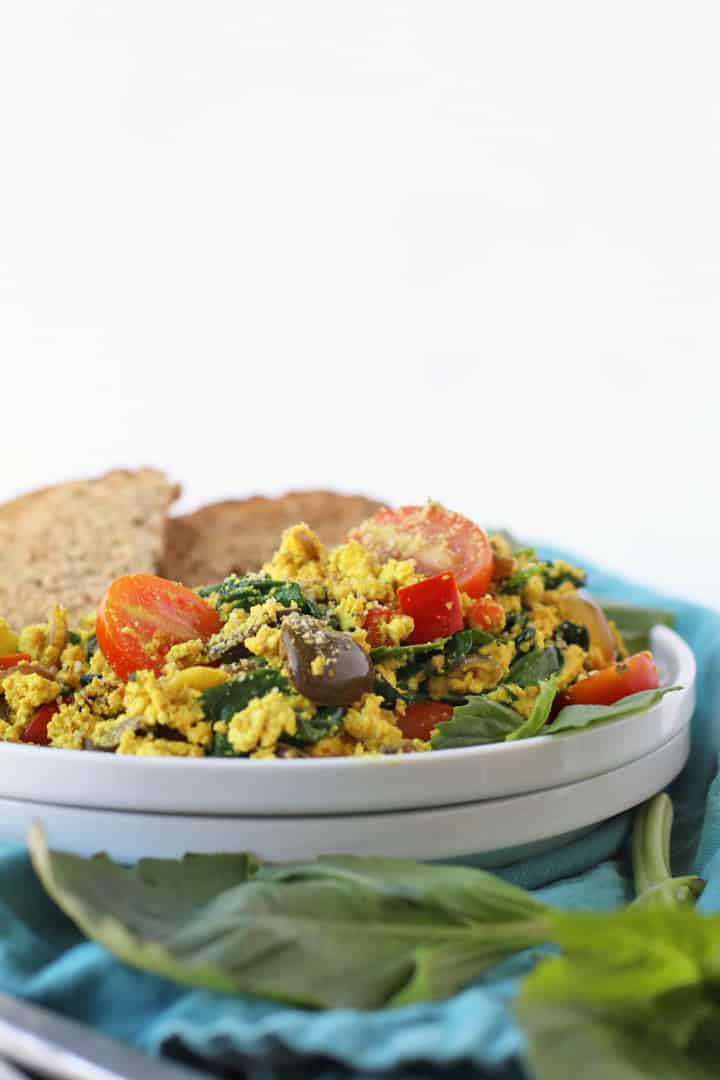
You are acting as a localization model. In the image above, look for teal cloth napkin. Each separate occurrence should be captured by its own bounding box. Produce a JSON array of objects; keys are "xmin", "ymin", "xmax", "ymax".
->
[{"xmin": 2, "ymin": 549, "xmax": 719, "ymax": 1079}]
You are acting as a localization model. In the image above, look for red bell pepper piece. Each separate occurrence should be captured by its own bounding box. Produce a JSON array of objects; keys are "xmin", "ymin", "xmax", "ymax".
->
[{"xmin": 398, "ymin": 572, "xmax": 464, "ymax": 644}]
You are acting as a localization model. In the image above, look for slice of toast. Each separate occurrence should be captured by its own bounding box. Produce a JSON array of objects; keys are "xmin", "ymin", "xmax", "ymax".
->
[
  {"xmin": 0, "ymin": 469, "xmax": 179, "ymax": 629},
  {"xmin": 162, "ymin": 491, "xmax": 384, "ymax": 587}
]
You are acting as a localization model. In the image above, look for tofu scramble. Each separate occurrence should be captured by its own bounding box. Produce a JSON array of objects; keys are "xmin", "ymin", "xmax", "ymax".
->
[{"xmin": 1, "ymin": 502, "xmax": 655, "ymax": 759}]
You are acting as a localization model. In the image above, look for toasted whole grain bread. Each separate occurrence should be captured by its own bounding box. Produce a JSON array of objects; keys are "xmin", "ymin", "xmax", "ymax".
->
[
  {"xmin": 162, "ymin": 491, "xmax": 384, "ymax": 587},
  {"xmin": 0, "ymin": 469, "xmax": 179, "ymax": 629}
]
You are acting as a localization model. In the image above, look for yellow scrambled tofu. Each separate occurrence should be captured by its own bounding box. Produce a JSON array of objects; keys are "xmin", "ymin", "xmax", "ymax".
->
[{"xmin": 0, "ymin": 506, "xmax": 630, "ymax": 758}]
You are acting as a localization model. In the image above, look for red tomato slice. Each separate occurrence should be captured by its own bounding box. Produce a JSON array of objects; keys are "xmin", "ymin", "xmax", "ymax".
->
[
  {"xmin": 96, "ymin": 574, "xmax": 222, "ymax": 680},
  {"xmin": 363, "ymin": 607, "xmax": 402, "ymax": 648},
  {"xmin": 21, "ymin": 702, "xmax": 59, "ymax": 746},
  {"xmin": 350, "ymin": 504, "xmax": 493, "ymax": 598},
  {"xmin": 467, "ymin": 597, "xmax": 506, "ymax": 634},
  {"xmin": 398, "ymin": 572, "xmax": 464, "ymax": 644},
  {"xmin": 559, "ymin": 651, "xmax": 659, "ymax": 709},
  {"xmin": 0, "ymin": 653, "xmax": 32, "ymax": 669},
  {"xmin": 398, "ymin": 701, "xmax": 453, "ymax": 741}
]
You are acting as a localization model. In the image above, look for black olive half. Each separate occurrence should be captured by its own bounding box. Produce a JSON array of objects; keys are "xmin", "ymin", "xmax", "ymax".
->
[{"xmin": 280, "ymin": 612, "xmax": 374, "ymax": 707}]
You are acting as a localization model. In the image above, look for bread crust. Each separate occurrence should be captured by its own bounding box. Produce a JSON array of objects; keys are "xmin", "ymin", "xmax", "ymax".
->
[
  {"xmin": 0, "ymin": 469, "xmax": 179, "ymax": 628},
  {"xmin": 162, "ymin": 491, "xmax": 383, "ymax": 587}
]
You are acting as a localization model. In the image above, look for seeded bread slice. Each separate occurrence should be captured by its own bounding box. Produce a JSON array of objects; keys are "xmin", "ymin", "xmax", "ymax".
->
[
  {"xmin": 0, "ymin": 469, "xmax": 179, "ymax": 629},
  {"xmin": 162, "ymin": 491, "xmax": 383, "ymax": 588}
]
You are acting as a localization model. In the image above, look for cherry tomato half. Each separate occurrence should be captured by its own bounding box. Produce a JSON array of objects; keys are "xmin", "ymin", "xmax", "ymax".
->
[
  {"xmin": 21, "ymin": 702, "xmax": 59, "ymax": 745},
  {"xmin": 398, "ymin": 572, "xmax": 464, "ymax": 644},
  {"xmin": 398, "ymin": 701, "xmax": 454, "ymax": 741},
  {"xmin": 350, "ymin": 504, "xmax": 493, "ymax": 598},
  {"xmin": 96, "ymin": 574, "xmax": 221, "ymax": 680},
  {"xmin": 559, "ymin": 651, "xmax": 659, "ymax": 709}
]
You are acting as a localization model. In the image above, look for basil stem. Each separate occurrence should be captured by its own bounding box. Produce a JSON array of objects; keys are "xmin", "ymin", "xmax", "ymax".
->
[{"xmin": 631, "ymin": 794, "xmax": 704, "ymax": 908}]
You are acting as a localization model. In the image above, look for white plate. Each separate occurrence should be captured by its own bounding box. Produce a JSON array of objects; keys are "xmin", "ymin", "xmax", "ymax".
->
[
  {"xmin": 0, "ymin": 627, "xmax": 694, "ymax": 815},
  {"xmin": 0, "ymin": 727, "xmax": 690, "ymax": 865}
]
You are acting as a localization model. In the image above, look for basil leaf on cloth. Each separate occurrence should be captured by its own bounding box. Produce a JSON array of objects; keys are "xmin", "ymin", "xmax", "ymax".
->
[
  {"xmin": 516, "ymin": 905, "xmax": 720, "ymax": 1080},
  {"xmin": 28, "ymin": 830, "xmax": 550, "ymax": 1010}
]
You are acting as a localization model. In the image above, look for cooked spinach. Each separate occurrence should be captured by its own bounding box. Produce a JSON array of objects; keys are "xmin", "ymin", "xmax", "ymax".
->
[
  {"xmin": 290, "ymin": 706, "xmax": 344, "ymax": 746},
  {"xmin": 555, "ymin": 621, "xmax": 590, "ymax": 649},
  {"xmin": 501, "ymin": 561, "xmax": 586, "ymax": 595},
  {"xmin": 373, "ymin": 628, "xmax": 494, "ymax": 707},
  {"xmin": 202, "ymin": 670, "xmax": 290, "ymax": 757},
  {"xmin": 514, "ymin": 625, "xmax": 536, "ymax": 653},
  {"xmin": 500, "ymin": 564, "xmax": 545, "ymax": 594},
  {"xmin": 202, "ymin": 669, "xmax": 342, "ymax": 754},
  {"xmin": 369, "ymin": 627, "xmax": 493, "ymax": 663},
  {"xmin": 198, "ymin": 574, "xmax": 321, "ymax": 617}
]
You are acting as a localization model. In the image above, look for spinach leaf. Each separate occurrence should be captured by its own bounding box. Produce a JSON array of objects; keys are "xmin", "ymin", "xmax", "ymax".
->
[
  {"xmin": 431, "ymin": 696, "xmax": 524, "ymax": 748},
  {"xmin": 601, "ymin": 603, "xmax": 675, "ymax": 653},
  {"xmin": 506, "ymin": 645, "xmax": 562, "ymax": 687},
  {"xmin": 199, "ymin": 574, "xmax": 321, "ymax": 617},
  {"xmin": 291, "ymin": 706, "xmax": 344, "ymax": 746},
  {"xmin": 544, "ymin": 687, "xmax": 680, "ymax": 736},
  {"xmin": 202, "ymin": 670, "xmax": 290, "ymax": 756},
  {"xmin": 29, "ymin": 828, "xmax": 550, "ymax": 1010},
  {"xmin": 500, "ymin": 564, "xmax": 545, "ymax": 594},
  {"xmin": 501, "ymin": 560, "xmax": 586, "ymax": 595},
  {"xmin": 505, "ymin": 677, "xmax": 559, "ymax": 742},
  {"xmin": 202, "ymin": 669, "xmax": 342, "ymax": 752},
  {"xmin": 370, "ymin": 627, "xmax": 492, "ymax": 663},
  {"xmin": 373, "ymin": 628, "xmax": 493, "ymax": 708}
]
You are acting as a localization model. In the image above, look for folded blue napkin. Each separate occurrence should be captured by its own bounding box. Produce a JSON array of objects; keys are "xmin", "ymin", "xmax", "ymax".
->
[{"xmin": 2, "ymin": 548, "xmax": 719, "ymax": 1079}]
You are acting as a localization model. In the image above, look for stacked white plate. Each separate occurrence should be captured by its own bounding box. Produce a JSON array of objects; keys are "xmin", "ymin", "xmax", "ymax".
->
[{"xmin": 0, "ymin": 627, "xmax": 695, "ymax": 867}]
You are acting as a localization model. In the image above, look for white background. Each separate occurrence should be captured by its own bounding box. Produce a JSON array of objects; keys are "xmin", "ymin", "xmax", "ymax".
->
[{"xmin": 1, "ymin": 3, "xmax": 718, "ymax": 607}]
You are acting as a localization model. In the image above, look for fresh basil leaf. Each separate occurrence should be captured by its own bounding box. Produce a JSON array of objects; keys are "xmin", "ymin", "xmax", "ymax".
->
[
  {"xmin": 545, "ymin": 687, "xmax": 680, "ymax": 736},
  {"xmin": 261, "ymin": 854, "xmax": 548, "ymax": 924},
  {"xmin": 601, "ymin": 604, "xmax": 675, "ymax": 653},
  {"xmin": 431, "ymin": 695, "xmax": 524, "ymax": 748},
  {"xmin": 29, "ymin": 828, "xmax": 550, "ymax": 1010},
  {"xmin": 515, "ymin": 999, "xmax": 719, "ymax": 1080},
  {"xmin": 505, "ymin": 677, "xmax": 559, "ymax": 742},
  {"xmin": 517, "ymin": 905, "xmax": 720, "ymax": 1079},
  {"xmin": 506, "ymin": 645, "xmax": 562, "ymax": 687},
  {"xmin": 202, "ymin": 670, "xmax": 290, "ymax": 756},
  {"xmin": 199, "ymin": 574, "xmax": 321, "ymax": 617}
]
